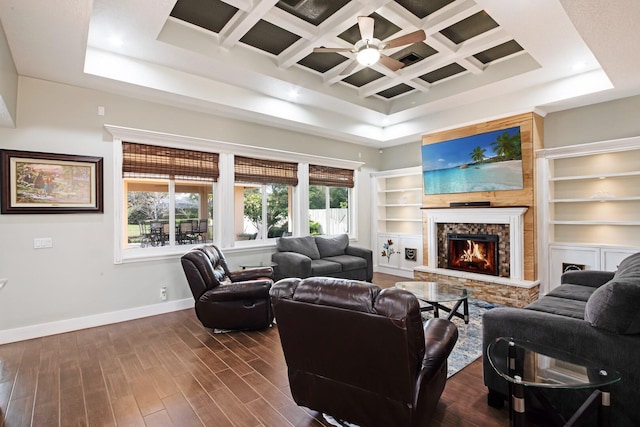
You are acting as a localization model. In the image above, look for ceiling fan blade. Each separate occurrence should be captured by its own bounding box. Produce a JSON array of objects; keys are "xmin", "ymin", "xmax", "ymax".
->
[
  {"xmin": 313, "ymin": 47, "xmax": 353, "ymax": 53},
  {"xmin": 379, "ymin": 54, "xmax": 405, "ymax": 72},
  {"xmin": 339, "ymin": 59, "xmax": 359, "ymax": 76},
  {"xmin": 383, "ymin": 29, "xmax": 426, "ymax": 49},
  {"xmin": 357, "ymin": 16, "xmax": 375, "ymax": 41}
]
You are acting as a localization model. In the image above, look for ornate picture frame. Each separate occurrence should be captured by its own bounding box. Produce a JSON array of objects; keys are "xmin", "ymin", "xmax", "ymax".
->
[{"xmin": 0, "ymin": 149, "xmax": 103, "ymax": 214}]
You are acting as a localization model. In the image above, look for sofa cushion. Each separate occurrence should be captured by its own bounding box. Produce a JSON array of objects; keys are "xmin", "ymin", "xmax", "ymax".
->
[
  {"xmin": 323, "ymin": 255, "xmax": 367, "ymax": 272},
  {"xmin": 525, "ymin": 296, "xmax": 586, "ymax": 319},
  {"xmin": 309, "ymin": 259, "xmax": 343, "ymax": 276},
  {"xmin": 546, "ymin": 284, "xmax": 598, "ymax": 302},
  {"xmin": 277, "ymin": 236, "xmax": 320, "ymax": 260},
  {"xmin": 315, "ymin": 234, "xmax": 349, "ymax": 258}
]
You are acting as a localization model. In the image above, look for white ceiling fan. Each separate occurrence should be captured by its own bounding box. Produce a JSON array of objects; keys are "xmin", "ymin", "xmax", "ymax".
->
[{"xmin": 313, "ymin": 16, "xmax": 426, "ymax": 75}]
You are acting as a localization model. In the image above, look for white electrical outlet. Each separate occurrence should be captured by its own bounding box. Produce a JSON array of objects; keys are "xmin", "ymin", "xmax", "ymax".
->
[
  {"xmin": 160, "ymin": 286, "xmax": 167, "ymax": 301},
  {"xmin": 34, "ymin": 237, "xmax": 53, "ymax": 249}
]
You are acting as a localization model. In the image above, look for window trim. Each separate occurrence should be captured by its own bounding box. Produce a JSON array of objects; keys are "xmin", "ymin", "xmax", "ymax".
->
[{"xmin": 107, "ymin": 125, "xmax": 363, "ymax": 263}]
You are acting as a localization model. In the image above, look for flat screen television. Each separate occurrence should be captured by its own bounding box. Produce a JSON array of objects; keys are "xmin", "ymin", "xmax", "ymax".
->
[{"xmin": 422, "ymin": 126, "xmax": 524, "ymax": 195}]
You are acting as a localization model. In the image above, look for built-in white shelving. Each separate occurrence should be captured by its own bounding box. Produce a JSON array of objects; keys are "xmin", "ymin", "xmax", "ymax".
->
[
  {"xmin": 371, "ymin": 166, "xmax": 423, "ymax": 278},
  {"xmin": 550, "ymin": 170, "xmax": 640, "ymax": 181},
  {"xmin": 551, "ymin": 197, "xmax": 640, "ymax": 203},
  {"xmin": 536, "ymin": 136, "xmax": 640, "ymax": 291}
]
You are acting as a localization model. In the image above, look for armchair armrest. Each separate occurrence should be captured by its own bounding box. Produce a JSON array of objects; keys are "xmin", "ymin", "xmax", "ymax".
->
[
  {"xmin": 420, "ymin": 318, "xmax": 459, "ymax": 380},
  {"xmin": 561, "ymin": 270, "xmax": 615, "ymax": 287},
  {"xmin": 203, "ymin": 279, "xmax": 272, "ymax": 302},
  {"xmin": 228, "ymin": 267, "xmax": 273, "ymax": 282},
  {"xmin": 414, "ymin": 318, "xmax": 458, "ymax": 412},
  {"xmin": 346, "ymin": 245, "xmax": 373, "ymax": 281},
  {"xmin": 272, "ymin": 251, "xmax": 312, "ymax": 279},
  {"xmin": 345, "ymin": 244, "xmax": 372, "ymax": 259}
]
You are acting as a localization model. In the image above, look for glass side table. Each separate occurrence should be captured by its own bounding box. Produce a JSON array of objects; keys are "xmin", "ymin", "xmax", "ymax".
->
[
  {"xmin": 487, "ymin": 337, "xmax": 621, "ymax": 427},
  {"xmin": 395, "ymin": 281, "xmax": 471, "ymax": 324}
]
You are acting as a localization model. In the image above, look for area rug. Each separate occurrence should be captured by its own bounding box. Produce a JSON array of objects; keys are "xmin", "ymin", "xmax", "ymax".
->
[{"xmin": 420, "ymin": 298, "xmax": 502, "ymax": 378}]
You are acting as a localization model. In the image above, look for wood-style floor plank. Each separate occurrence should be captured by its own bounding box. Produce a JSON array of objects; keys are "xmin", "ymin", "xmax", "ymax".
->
[
  {"xmin": 0, "ymin": 272, "xmax": 517, "ymax": 427},
  {"xmin": 4, "ymin": 395, "xmax": 34, "ymax": 427},
  {"xmin": 31, "ymin": 370, "xmax": 59, "ymax": 426},
  {"xmin": 161, "ymin": 392, "xmax": 204, "ymax": 426},
  {"xmin": 171, "ymin": 372, "xmax": 234, "ymax": 427},
  {"xmin": 112, "ymin": 394, "xmax": 146, "ymax": 427},
  {"xmin": 84, "ymin": 388, "xmax": 117, "ymax": 427},
  {"xmin": 143, "ymin": 409, "xmax": 174, "ymax": 427},
  {"xmin": 59, "ymin": 362, "xmax": 88, "ymax": 427}
]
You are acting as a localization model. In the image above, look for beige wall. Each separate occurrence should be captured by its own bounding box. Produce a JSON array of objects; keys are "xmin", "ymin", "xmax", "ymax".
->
[
  {"xmin": 544, "ymin": 95, "xmax": 640, "ymax": 147},
  {"xmin": 0, "ymin": 76, "xmax": 380, "ymax": 335},
  {"xmin": 378, "ymin": 142, "xmax": 422, "ymax": 171}
]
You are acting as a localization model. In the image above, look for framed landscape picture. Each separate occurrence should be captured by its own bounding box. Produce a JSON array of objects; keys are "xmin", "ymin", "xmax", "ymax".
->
[
  {"xmin": 421, "ymin": 126, "xmax": 524, "ymax": 195},
  {"xmin": 1, "ymin": 149, "xmax": 103, "ymax": 214}
]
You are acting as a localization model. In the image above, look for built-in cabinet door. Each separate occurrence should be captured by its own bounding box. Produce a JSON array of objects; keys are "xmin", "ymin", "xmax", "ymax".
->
[
  {"xmin": 377, "ymin": 233, "xmax": 423, "ymax": 273},
  {"xmin": 548, "ymin": 244, "xmax": 639, "ymax": 290}
]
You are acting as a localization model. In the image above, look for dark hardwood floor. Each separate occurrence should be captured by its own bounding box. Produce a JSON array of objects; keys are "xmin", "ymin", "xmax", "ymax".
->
[{"xmin": 0, "ymin": 273, "xmax": 511, "ymax": 426}]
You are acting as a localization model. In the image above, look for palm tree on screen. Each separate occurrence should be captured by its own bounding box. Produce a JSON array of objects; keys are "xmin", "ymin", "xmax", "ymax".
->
[{"xmin": 470, "ymin": 146, "xmax": 486, "ymax": 163}]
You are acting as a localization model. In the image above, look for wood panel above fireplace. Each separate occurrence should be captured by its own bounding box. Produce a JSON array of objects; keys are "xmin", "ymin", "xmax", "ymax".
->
[{"xmin": 420, "ymin": 112, "xmax": 543, "ymax": 282}]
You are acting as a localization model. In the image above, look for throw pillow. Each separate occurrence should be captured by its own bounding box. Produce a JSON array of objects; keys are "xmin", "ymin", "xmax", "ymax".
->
[
  {"xmin": 277, "ymin": 235, "xmax": 320, "ymax": 260},
  {"xmin": 315, "ymin": 234, "xmax": 349, "ymax": 258},
  {"xmin": 585, "ymin": 278, "xmax": 640, "ymax": 335},
  {"xmin": 614, "ymin": 252, "xmax": 640, "ymax": 277}
]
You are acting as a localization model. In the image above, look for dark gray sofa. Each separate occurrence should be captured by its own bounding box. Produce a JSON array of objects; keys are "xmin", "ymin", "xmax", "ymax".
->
[
  {"xmin": 482, "ymin": 252, "xmax": 640, "ymax": 426},
  {"xmin": 271, "ymin": 234, "xmax": 373, "ymax": 282}
]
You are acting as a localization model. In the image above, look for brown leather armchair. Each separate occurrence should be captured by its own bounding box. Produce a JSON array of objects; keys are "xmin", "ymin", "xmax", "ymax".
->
[
  {"xmin": 270, "ymin": 277, "xmax": 459, "ymax": 427},
  {"xmin": 181, "ymin": 245, "xmax": 274, "ymax": 331}
]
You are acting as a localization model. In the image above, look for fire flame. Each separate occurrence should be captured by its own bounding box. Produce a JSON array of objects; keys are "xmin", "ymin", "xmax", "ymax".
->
[{"xmin": 459, "ymin": 240, "xmax": 489, "ymax": 266}]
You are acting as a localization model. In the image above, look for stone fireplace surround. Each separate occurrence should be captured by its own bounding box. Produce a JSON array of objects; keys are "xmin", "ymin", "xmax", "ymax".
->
[{"xmin": 415, "ymin": 207, "xmax": 539, "ymax": 307}]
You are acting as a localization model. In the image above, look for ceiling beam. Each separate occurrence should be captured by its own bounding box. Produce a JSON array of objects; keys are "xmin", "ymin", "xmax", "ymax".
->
[{"xmin": 219, "ymin": 0, "xmax": 279, "ymax": 48}]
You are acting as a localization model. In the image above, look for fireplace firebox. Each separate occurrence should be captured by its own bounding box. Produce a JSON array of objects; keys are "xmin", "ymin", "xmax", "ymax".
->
[{"xmin": 447, "ymin": 233, "xmax": 499, "ymax": 276}]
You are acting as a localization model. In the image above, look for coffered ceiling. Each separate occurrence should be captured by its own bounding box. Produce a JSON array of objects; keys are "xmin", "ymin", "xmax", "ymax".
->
[{"xmin": 1, "ymin": 0, "xmax": 639, "ymax": 147}]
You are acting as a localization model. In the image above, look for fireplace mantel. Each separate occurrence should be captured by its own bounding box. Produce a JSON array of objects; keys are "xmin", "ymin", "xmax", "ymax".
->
[{"xmin": 421, "ymin": 207, "xmax": 528, "ymax": 281}]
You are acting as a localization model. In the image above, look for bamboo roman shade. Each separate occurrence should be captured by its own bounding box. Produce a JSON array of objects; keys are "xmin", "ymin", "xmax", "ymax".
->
[
  {"xmin": 122, "ymin": 142, "xmax": 219, "ymax": 182},
  {"xmin": 309, "ymin": 164, "xmax": 354, "ymax": 188},
  {"xmin": 234, "ymin": 156, "xmax": 298, "ymax": 186}
]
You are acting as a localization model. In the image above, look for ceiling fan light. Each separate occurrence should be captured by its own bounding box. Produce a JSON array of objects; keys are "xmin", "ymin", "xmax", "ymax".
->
[{"xmin": 357, "ymin": 47, "xmax": 380, "ymax": 66}]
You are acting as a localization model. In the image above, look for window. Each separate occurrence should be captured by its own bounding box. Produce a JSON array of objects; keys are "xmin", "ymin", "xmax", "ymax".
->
[
  {"xmin": 308, "ymin": 165, "xmax": 354, "ymax": 235},
  {"xmin": 109, "ymin": 126, "xmax": 364, "ymax": 263},
  {"xmin": 122, "ymin": 142, "xmax": 217, "ymax": 249},
  {"xmin": 234, "ymin": 156, "xmax": 297, "ymax": 241}
]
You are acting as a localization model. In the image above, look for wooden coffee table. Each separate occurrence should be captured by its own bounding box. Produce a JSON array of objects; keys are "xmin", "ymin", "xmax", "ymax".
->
[{"xmin": 395, "ymin": 281, "xmax": 471, "ymax": 324}]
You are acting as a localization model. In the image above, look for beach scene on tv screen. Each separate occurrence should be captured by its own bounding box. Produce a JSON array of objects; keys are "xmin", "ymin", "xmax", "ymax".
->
[{"xmin": 422, "ymin": 126, "xmax": 524, "ymax": 195}]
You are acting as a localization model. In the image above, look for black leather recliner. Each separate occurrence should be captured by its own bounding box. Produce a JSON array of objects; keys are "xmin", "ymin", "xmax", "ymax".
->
[
  {"xmin": 181, "ymin": 244, "xmax": 274, "ymax": 331},
  {"xmin": 270, "ymin": 277, "xmax": 459, "ymax": 427}
]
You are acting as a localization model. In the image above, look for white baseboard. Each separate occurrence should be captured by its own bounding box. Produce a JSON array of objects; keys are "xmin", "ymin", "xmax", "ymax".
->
[
  {"xmin": 375, "ymin": 265, "xmax": 415, "ymax": 278},
  {"xmin": 0, "ymin": 298, "xmax": 194, "ymax": 345}
]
